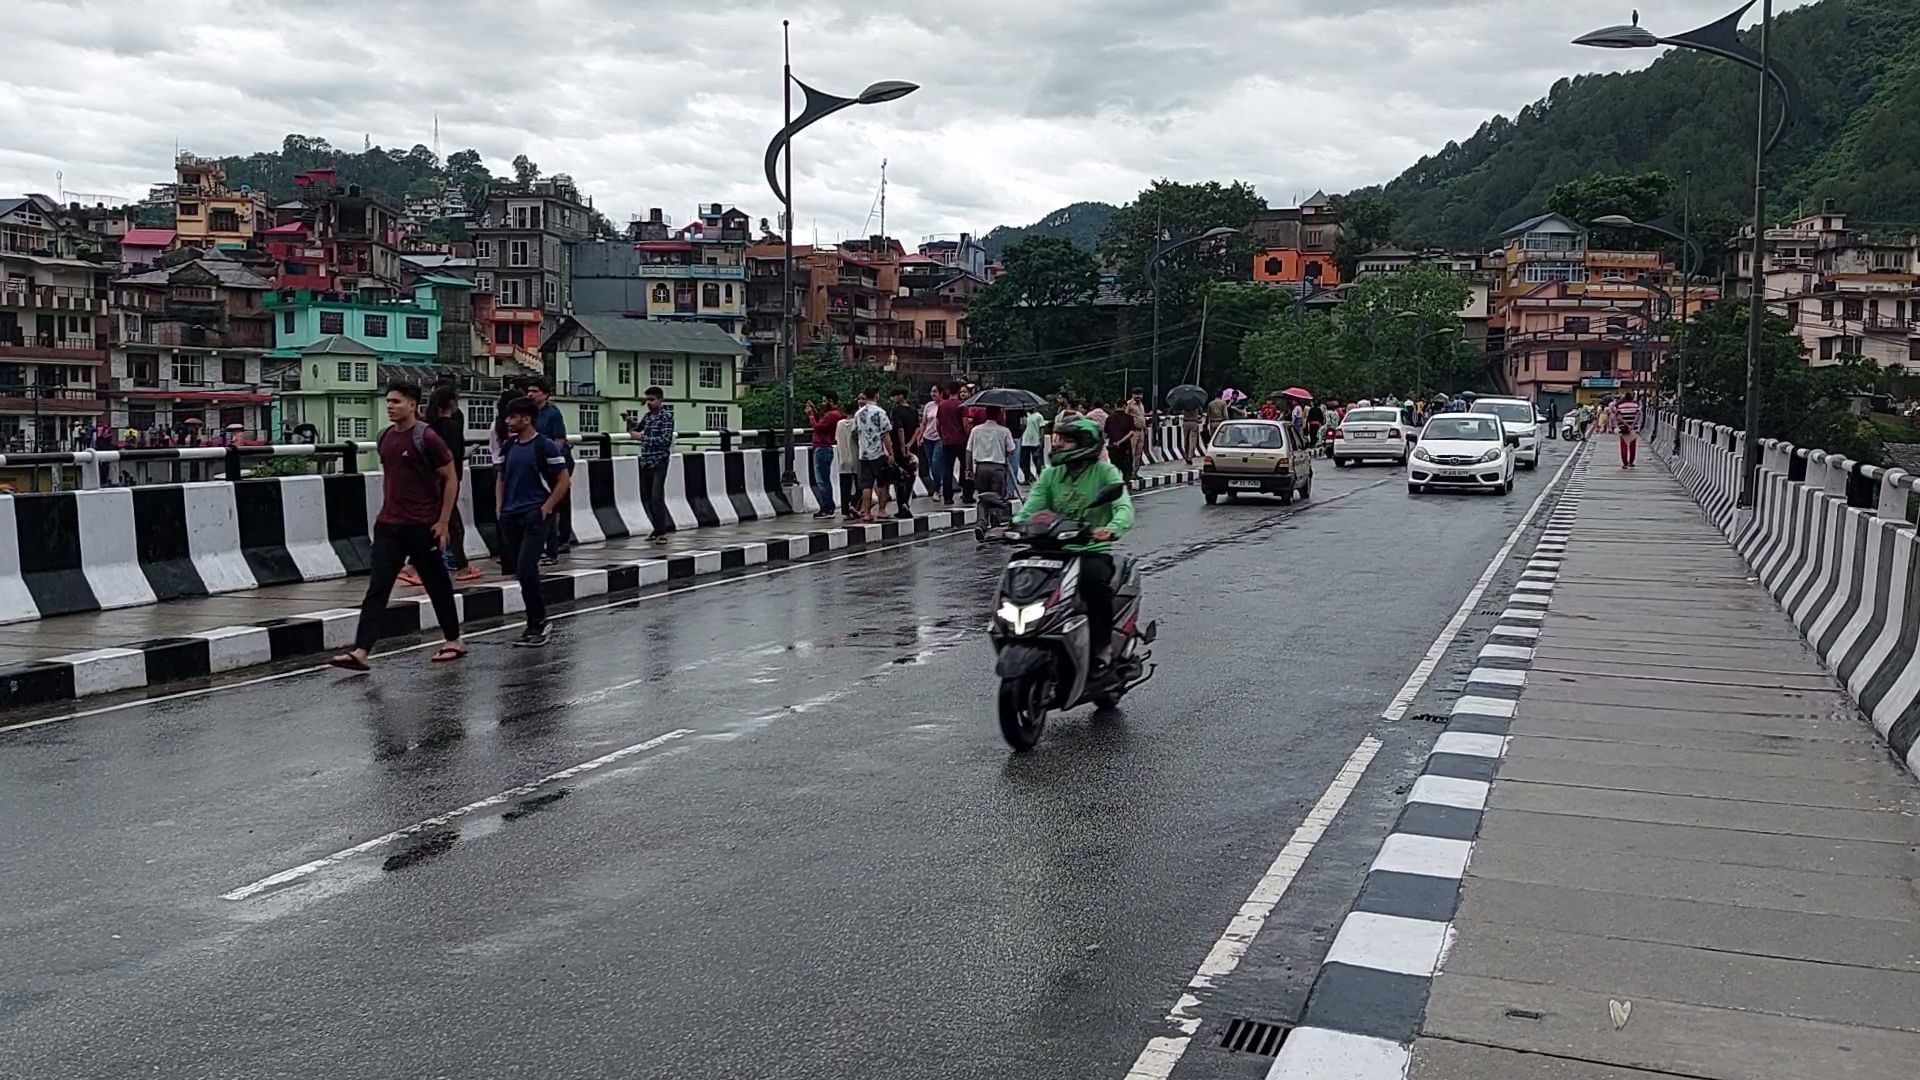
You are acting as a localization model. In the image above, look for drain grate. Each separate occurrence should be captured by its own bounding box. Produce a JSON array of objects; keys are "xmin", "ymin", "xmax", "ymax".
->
[
  {"xmin": 1411, "ymin": 712, "xmax": 1449, "ymax": 724},
  {"xmin": 1218, "ymin": 1018, "xmax": 1291, "ymax": 1056}
]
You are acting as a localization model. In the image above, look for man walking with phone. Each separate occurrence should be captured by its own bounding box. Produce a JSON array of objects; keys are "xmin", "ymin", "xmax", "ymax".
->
[
  {"xmin": 629, "ymin": 385, "xmax": 675, "ymax": 541},
  {"xmin": 495, "ymin": 396, "xmax": 573, "ymax": 646}
]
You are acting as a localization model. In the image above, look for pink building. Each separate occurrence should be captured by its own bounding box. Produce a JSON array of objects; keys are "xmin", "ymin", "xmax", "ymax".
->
[
  {"xmin": 1500, "ymin": 280, "xmax": 1668, "ymax": 409},
  {"xmin": 119, "ymin": 227, "xmax": 174, "ymax": 271}
]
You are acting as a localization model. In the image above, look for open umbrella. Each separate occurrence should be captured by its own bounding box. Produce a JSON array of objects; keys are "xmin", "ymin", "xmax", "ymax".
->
[
  {"xmin": 1280, "ymin": 386, "xmax": 1314, "ymax": 401},
  {"xmin": 1165, "ymin": 384, "xmax": 1207, "ymax": 411},
  {"xmin": 181, "ymin": 417, "xmax": 205, "ymax": 426},
  {"xmin": 963, "ymin": 387, "xmax": 1046, "ymax": 410}
]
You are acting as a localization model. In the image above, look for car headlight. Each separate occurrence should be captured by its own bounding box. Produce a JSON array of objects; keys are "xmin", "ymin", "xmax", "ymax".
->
[
  {"xmin": 1477, "ymin": 448, "xmax": 1502, "ymax": 463},
  {"xmin": 1412, "ymin": 446, "xmax": 1433, "ymax": 462},
  {"xmin": 998, "ymin": 601, "xmax": 1047, "ymax": 635}
]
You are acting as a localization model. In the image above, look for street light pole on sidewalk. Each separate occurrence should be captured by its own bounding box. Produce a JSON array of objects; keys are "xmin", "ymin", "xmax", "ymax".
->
[
  {"xmin": 1147, "ymin": 226, "xmax": 1238, "ymax": 409},
  {"xmin": 762, "ymin": 22, "xmax": 917, "ymax": 485}
]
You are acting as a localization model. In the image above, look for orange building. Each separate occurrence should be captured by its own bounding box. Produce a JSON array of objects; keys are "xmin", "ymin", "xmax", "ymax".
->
[{"xmin": 1247, "ymin": 190, "xmax": 1343, "ymax": 286}]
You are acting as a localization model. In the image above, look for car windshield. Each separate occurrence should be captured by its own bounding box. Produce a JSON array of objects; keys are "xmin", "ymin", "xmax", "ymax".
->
[
  {"xmin": 1344, "ymin": 409, "xmax": 1400, "ymax": 425},
  {"xmin": 1472, "ymin": 402, "xmax": 1536, "ymax": 425},
  {"xmin": 1212, "ymin": 423, "xmax": 1287, "ymax": 449},
  {"xmin": 1424, "ymin": 416, "xmax": 1501, "ymax": 441}
]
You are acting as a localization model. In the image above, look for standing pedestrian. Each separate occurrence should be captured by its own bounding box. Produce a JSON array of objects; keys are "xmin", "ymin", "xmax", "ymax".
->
[
  {"xmin": 629, "ymin": 385, "xmax": 675, "ymax": 541},
  {"xmin": 328, "ymin": 382, "xmax": 464, "ymax": 671},
  {"xmin": 1020, "ymin": 407, "xmax": 1046, "ymax": 482},
  {"xmin": 424, "ymin": 383, "xmax": 482, "ymax": 582},
  {"xmin": 935, "ymin": 382, "xmax": 966, "ymax": 506},
  {"xmin": 1126, "ymin": 388, "xmax": 1148, "ymax": 475},
  {"xmin": 852, "ymin": 387, "xmax": 894, "ymax": 521},
  {"xmin": 967, "ymin": 405, "xmax": 1017, "ymax": 501},
  {"xmin": 1103, "ymin": 402, "xmax": 1137, "ymax": 479},
  {"xmin": 804, "ymin": 393, "xmax": 843, "ymax": 518},
  {"xmin": 493, "ymin": 396, "xmax": 572, "ymax": 647},
  {"xmin": 1616, "ymin": 395, "xmax": 1641, "ymax": 468},
  {"xmin": 1545, "ymin": 398, "xmax": 1561, "ymax": 440},
  {"xmin": 526, "ymin": 380, "xmax": 572, "ymax": 563},
  {"xmin": 918, "ymin": 385, "xmax": 941, "ymax": 498},
  {"xmin": 834, "ymin": 406, "xmax": 858, "ymax": 520},
  {"xmin": 888, "ymin": 387, "xmax": 920, "ymax": 519}
]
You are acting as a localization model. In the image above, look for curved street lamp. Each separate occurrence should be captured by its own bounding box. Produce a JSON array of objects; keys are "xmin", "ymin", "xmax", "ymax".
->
[
  {"xmin": 1595, "ymin": 214, "xmax": 1701, "ymax": 437},
  {"xmin": 763, "ymin": 21, "xmax": 919, "ymax": 485},
  {"xmin": 1146, "ymin": 226, "xmax": 1239, "ymax": 407},
  {"xmin": 1576, "ymin": 0, "xmax": 1795, "ymax": 508}
]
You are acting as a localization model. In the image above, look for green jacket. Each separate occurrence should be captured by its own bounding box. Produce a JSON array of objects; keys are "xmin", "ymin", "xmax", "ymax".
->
[{"xmin": 1014, "ymin": 459, "xmax": 1134, "ymax": 553}]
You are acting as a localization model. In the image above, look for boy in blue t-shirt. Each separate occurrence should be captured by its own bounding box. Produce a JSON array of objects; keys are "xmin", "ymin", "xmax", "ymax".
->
[{"xmin": 495, "ymin": 396, "xmax": 573, "ymax": 646}]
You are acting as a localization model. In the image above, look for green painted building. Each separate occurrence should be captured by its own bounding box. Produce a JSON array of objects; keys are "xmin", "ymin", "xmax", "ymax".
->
[
  {"xmin": 540, "ymin": 314, "xmax": 746, "ymax": 437},
  {"xmin": 264, "ymin": 280, "xmax": 475, "ymax": 440}
]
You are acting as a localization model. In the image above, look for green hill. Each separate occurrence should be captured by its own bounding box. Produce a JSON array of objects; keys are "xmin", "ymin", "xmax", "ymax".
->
[
  {"xmin": 979, "ymin": 201, "xmax": 1118, "ymax": 260},
  {"xmin": 1362, "ymin": 0, "xmax": 1920, "ymax": 248}
]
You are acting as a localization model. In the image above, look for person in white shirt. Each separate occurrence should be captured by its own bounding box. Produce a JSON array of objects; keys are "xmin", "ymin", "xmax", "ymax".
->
[
  {"xmin": 833, "ymin": 413, "xmax": 858, "ymax": 520},
  {"xmin": 966, "ymin": 406, "xmax": 1018, "ymax": 499}
]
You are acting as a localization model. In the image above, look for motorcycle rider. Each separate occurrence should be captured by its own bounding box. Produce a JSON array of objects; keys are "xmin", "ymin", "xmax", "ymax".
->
[{"xmin": 1013, "ymin": 417, "xmax": 1135, "ymax": 668}]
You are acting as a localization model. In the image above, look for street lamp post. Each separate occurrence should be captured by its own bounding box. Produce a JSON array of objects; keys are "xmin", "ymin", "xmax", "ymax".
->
[
  {"xmin": 1146, "ymin": 226, "xmax": 1238, "ymax": 408},
  {"xmin": 1577, "ymin": 0, "xmax": 1797, "ymax": 508},
  {"xmin": 762, "ymin": 20, "xmax": 917, "ymax": 485}
]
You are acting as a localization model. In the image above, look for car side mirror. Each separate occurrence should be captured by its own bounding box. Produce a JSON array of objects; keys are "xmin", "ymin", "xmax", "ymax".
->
[
  {"xmin": 1505, "ymin": 433, "xmax": 1520, "ymax": 447},
  {"xmin": 1406, "ymin": 433, "xmax": 1418, "ymax": 444}
]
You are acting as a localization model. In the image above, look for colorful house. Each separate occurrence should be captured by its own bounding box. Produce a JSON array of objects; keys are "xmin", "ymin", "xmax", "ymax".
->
[
  {"xmin": 265, "ymin": 281, "xmax": 474, "ymax": 440},
  {"xmin": 541, "ymin": 313, "xmax": 745, "ymax": 437}
]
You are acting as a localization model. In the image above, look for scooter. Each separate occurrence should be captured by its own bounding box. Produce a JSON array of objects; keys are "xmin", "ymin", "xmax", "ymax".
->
[{"xmin": 987, "ymin": 483, "xmax": 1155, "ymax": 751}]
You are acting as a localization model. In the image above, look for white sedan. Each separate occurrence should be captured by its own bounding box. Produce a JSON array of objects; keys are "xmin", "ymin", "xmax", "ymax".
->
[
  {"xmin": 1330, "ymin": 406, "xmax": 1412, "ymax": 466},
  {"xmin": 1408, "ymin": 414, "xmax": 1517, "ymax": 495},
  {"xmin": 1469, "ymin": 397, "xmax": 1543, "ymax": 469}
]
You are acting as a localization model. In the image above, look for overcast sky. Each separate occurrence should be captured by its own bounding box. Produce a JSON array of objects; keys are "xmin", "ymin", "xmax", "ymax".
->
[{"xmin": 3, "ymin": 1, "xmax": 1808, "ymax": 243}]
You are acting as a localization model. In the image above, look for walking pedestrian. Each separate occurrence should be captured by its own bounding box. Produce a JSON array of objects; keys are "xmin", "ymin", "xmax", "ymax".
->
[
  {"xmin": 494, "ymin": 396, "xmax": 572, "ymax": 647},
  {"xmin": 1204, "ymin": 390, "xmax": 1229, "ymax": 448},
  {"xmin": 834, "ymin": 407, "xmax": 858, "ymax": 520},
  {"xmin": 629, "ymin": 385, "xmax": 675, "ymax": 541},
  {"xmin": 918, "ymin": 385, "xmax": 940, "ymax": 498},
  {"xmin": 1103, "ymin": 401, "xmax": 1137, "ymax": 479},
  {"xmin": 935, "ymin": 382, "xmax": 966, "ymax": 505},
  {"xmin": 888, "ymin": 388, "xmax": 920, "ymax": 518},
  {"xmin": 526, "ymin": 380, "xmax": 572, "ymax": 563},
  {"xmin": 1616, "ymin": 395, "xmax": 1641, "ymax": 468},
  {"xmin": 967, "ymin": 406, "xmax": 1017, "ymax": 502},
  {"xmin": 425, "ymin": 383, "xmax": 483, "ymax": 581},
  {"xmin": 804, "ymin": 393, "xmax": 843, "ymax": 518},
  {"xmin": 852, "ymin": 387, "xmax": 893, "ymax": 522},
  {"xmin": 328, "ymin": 382, "xmax": 464, "ymax": 671},
  {"xmin": 1020, "ymin": 407, "xmax": 1046, "ymax": 481}
]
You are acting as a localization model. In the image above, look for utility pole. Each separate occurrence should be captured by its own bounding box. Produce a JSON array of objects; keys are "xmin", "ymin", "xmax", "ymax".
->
[{"xmin": 1738, "ymin": 0, "xmax": 1771, "ymax": 509}]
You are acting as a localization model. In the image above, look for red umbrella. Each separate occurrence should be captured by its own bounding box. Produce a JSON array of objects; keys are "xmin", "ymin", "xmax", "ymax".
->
[{"xmin": 1280, "ymin": 386, "xmax": 1313, "ymax": 401}]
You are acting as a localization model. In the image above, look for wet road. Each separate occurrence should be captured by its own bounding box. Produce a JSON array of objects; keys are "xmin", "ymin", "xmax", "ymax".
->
[{"xmin": 1, "ymin": 444, "xmax": 1578, "ymax": 1080}]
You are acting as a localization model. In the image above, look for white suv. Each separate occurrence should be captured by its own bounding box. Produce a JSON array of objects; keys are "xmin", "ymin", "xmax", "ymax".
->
[{"xmin": 1469, "ymin": 397, "xmax": 1542, "ymax": 469}]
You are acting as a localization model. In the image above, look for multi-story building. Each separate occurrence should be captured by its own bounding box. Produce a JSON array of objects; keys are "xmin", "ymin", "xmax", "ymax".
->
[
  {"xmin": 108, "ymin": 251, "xmax": 274, "ymax": 437},
  {"xmin": 541, "ymin": 313, "xmax": 745, "ymax": 438},
  {"xmin": 0, "ymin": 197, "xmax": 112, "ymax": 448},
  {"xmin": 891, "ymin": 245, "xmax": 982, "ymax": 386},
  {"xmin": 743, "ymin": 240, "xmax": 805, "ymax": 383},
  {"xmin": 575, "ymin": 204, "xmax": 751, "ymax": 343},
  {"xmin": 1748, "ymin": 204, "xmax": 1920, "ymax": 370},
  {"xmin": 471, "ymin": 176, "xmax": 594, "ymax": 354},
  {"xmin": 263, "ymin": 281, "xmax": 476, "ymax": 441},
  {"xmin": 916, "ymin": 232, "xmax": 988, "ymax": 278},
  {"xmin": 1249, "ymin": 191, "xmax": 1344, "ymax": 287},
  {"xmin": 120, "ymin": 228, "xmax": 176, "ymax": 272},
  {"xmin": 172, "ymin": 153, "xmax": 267, "ymax": 251},
  {"xmin": 803, "ymin": 236, "xmax": 904, "ymax": 369},
  {"xmin": 262, "ymin": 171, "xmax": 402, "ymax": 296}
]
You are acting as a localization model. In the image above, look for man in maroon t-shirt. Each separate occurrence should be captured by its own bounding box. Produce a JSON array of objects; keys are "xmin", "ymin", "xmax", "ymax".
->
[
  {"xmin": 330, "ymin": 382, "xmax": 464, "ymax": 671},
  {"xmin": 934, "ymin": 382, "xmax": 967, "ymax": 505},
  {"xmin": 803, "ymin": 392, "xmax": 843, "ymax": 518}
]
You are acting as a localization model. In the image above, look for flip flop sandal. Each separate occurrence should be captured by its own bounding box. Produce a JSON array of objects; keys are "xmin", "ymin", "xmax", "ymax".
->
[
  {"xmin": 328, "ymin": 653, "xmax": 370, "ymax": 672},
  {"xmin": 431, "ymin": 645, "xmax": 467, "ymax": 663}
]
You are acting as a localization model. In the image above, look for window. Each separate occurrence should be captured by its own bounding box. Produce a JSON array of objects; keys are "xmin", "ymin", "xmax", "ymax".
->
[
  {"xmin": 1562, "ymin": 316, "xmax": 1589, "ymax": 333},
  {"xmin": 1263, "ymin": 257, "xmax": 1283, "ymax": 277},
  {"xmin": 476, "ymin": 239, "xmax": 494, "ymax": 260},
  {"xmin": 209, "ymin": 208, "xmax": 240, "ymax": 233},
  {"xmin": 723, "ymin": 283, "xmax": 734, "ymax": 303},
  {"xmin": 509, "ymin": 239, "xmax": 530, "ymax": 266},
  {"xmin": 702, "ymin": 282, "xmax": 721, "ymax": 308},
  {"xmin": 405, "ymin": 316, "xmax": 429, "ymax": 340},
  {"xmin": 363, "ymin": 314, "xmax": 388, "ymax": 337},
  {"xmin": 499, "ymin": 279, "xmax": 524, "ymax": 307},
  {"xmin": 1843, "ymin": 298, "xmax": 1864, "ymax": 321},
  {"xmin": 475, "ymin": 272, "xmax": 493, "ymax": 293},
  {"xmin": 1787, "ymin": 302, "xmax": 1801, "ymax": 325},
  {"xmin": 282, "ymin": 310, "xmax": 295, "ymax": 334},
  {"xmin": 514, "ymin": 206, "xmax": 530, "ymax": 229},
  {"xmin": 465, "ymin": 399, "xmax": 495, "ymax": 431},
  {"xmin": 578, "ymin": 404, "xmax": 600, "ymax": 434},
  {"xmin": 1580, "ymin": 349, "xmax": 1611, "ymax": 372},
  {"xmin": 178, "ymin": 202, "xmax": 200, "ymax": 218},
  {"xmin": 333, "ymin": 415, "xmax": 371, "ymax": 440},
  {"xmin": 1821, "ymin": 336, "xmax": 1838, "ymax": 360},
  {"xmin": 705, "ymin": 406, "xmax": 730, "ymax": 431},
  {"xmin": 1820, "ymin": 298, "xmax": 1834, "ymax": 321},
  {"xmin": 171, "ymin": 355, "xmax": 204, "ymax": 385},
  {"xmin": 649, "ymin": 359, "xmax": 674, "ymax": 386},
  {"xmin": 354, "ymin": 362, "xmax": 370, "ymax": 382},
  {"xmin": 698, "ymin": 358, "xmax": 724, "ymax": 389},
  {"xmin": 1546, "ymin": 350, "xmax": 1569, "ymax": 371},
  {"xmin": 543, "ymin": 279, "xmax": 557, "ymax": 306},
  {"xmin": 319, "ymin": 311, "xmax": 345, "ymax": 335},
  {"xmin": 336, "ymin": 361, "xmax": 355, "ymax": 382},
  {"xmin": 222, "ymin": 358, "xmax": 247, "ymax": 383},
  {"xmin": 651, "ymin": 283, "xmax": 670, "ymax": 304},
  {"xmin": 926, "ymin": 320, "xmax": 947, "ymax": 341},
  {"xmin": 130, "ymin": 354, "xmax": 159, "ymax": 387},
  {"xmin": 617, "ymin": 360, "xmax": 633, "ymax": 385},
  {"xmin": 1631, "ymin": 350, "xmax": 1655, "ymax": 371}
]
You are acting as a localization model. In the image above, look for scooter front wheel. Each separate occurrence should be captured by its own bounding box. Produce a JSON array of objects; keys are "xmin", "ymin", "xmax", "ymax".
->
[{"xmin": 997, "ymin": 674, "xmax": 1051, "ymax": 751}]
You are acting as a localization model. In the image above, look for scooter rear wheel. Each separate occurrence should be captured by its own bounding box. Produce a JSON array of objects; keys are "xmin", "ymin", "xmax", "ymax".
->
[{"xmin": 997, "ymin": 675, "xmax": 1050, "ymax": 751}]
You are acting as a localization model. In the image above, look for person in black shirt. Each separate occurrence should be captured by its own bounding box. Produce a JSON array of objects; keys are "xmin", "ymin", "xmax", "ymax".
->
[{"xmin": 887, "ymin": 388, "xmax": 919, "ymax": 519}]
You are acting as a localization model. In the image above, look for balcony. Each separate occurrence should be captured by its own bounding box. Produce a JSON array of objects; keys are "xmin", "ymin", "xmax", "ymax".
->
[
  {"xmin": 0, "ymin": 335, "xmax": 109, "ymax": 362},
  {"xmin": 637, "ymin": 264, "xmax": 747, "ymax": 280},
  {"xmin": 1863, "ymin": 315, "xmax": 1917, "ymax": 333},
  {"xmin": 0, "ymin": 282, "xmax": 108, "ymax": 313},
  {"xmin": 558, "ymin": 381, "xmax": 598, "ymax": 397},
  {"xmin": 0, "ymin": 384, "xmax": 103, "ymax": 413}
]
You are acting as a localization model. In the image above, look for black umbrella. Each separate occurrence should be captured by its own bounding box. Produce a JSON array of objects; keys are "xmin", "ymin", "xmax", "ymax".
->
[
  {"xmin": 1166, "ymin": 384, "xmax": 1208, "ymax": 411},
  {"xmin": 963, "ymin": 387, "xmax": 1047, "ymax": 409}
]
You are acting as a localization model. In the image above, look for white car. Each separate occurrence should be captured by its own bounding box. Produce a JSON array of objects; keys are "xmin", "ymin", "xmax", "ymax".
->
[
  {"xmin": 1408, "ymin": 413, "xmax": 1516, "ymax": 495},
  {"xmin": 1469, "ymin": 396, "xmax": 1543, "ymax": 469},
  {"xmin": 1330, "ymin": 406, "xmax": 1412, "ymax": 466}
]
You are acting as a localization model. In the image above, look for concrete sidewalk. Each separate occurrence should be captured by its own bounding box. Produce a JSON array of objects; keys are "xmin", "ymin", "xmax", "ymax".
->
[{"xmin": 1411, "ymin": 444, "xmax": 1920, "ymax": 1078}]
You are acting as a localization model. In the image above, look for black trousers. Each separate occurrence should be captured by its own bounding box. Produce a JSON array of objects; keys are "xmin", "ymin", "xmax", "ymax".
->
[
  {"xmin": 1079, "ymin": 551, "xmax": 1116, "ymax": 656},
  {"xmin": 638, "ymin": 463, "xmax": 671, "ymax": 536},
  {"xmin": 353, "ymin": 523, "xmax": 460, "ymax": 651},
  {"xmin": 544, "ymin": 490, "xmax": 573, "ymax": 556},
  {"xmin": 1108, "ymin": 441, "xmax": 1134, "ymax": 480},
  {"xmin": 498, "ymin": 508, "xmax": 549, "ymax": 631},
  {"xmin": 445, "ymin": 499, "xmax": 469, "ymax": 570},
  {"xmin": 1019, "ymin": 447, "xmax": 1038, "ymax": 483},
  {"xmin": 892, "ymin": 455, "xmax": 916, "ymax": 512}
]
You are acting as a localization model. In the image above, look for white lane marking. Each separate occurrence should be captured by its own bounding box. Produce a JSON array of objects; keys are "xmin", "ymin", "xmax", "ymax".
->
[
  {"xmin": 220, "ymin": 728, "xmax": 693, "ymax": 901},
  {"xmin": 1407, "ymin": 774, "xmax": 1490, "ymax": 811},
  {"xmin": 1380, "ymin": 445, "xmax": 1582, "ymax": 722},
  {"xmin": 1323, "ymin": 910, "xmax": 1454, "ymax": 977},
  {"xmin": 1266, "ymin": 1027, "xmax": 1411, "ymax": 1080},
  {"xmin": 1122, "ymin": 735, "xmax": 1382, "ymax": 1080}
]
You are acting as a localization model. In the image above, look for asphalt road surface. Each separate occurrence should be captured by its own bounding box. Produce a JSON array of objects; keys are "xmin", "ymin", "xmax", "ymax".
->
[{"xmin": 0, "ymin": 441, "xmax": 1579, "ymax": 1080}]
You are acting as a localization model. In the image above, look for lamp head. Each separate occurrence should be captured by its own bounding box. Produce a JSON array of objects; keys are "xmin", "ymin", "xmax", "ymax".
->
[
  {"xmin": 1199, "ymin": 226, "xmax": 1240, "ymax": 240},
  {"xmin": 857, "ymin": 80, "xmax": 919, "ymax": 105},
  {"xmin": 1573, "ymin": 24, "xmax": 1660, "ymax": 49},
  {"xmin": 1591, "ymin": 214, "xmax": 1637, "ymax": 228}
]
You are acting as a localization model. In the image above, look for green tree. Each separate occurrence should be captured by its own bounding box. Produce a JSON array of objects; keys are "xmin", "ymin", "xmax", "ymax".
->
[
  {"xmin": 1662, "ymin": 300, "xmax": 1884, "ymax": 464},
  {"xmin": 1328, "ymin": 193, "xmax": 1400, "ymax": 281},
  {"xmin": 1545, "ymin": 171, "xmax": 1674, "ymax": 249},
  {"xmin": 1334, "ymin": 265, "xmax": 1476, "ymax": 395},
  {"xmin": 511, "ymin": 154, "xmax": 541, "ymax": 186},
  {"xmin": 738, "ymin": 344, "xmax": 899, "ymax": 430},
  {"xmin": 965, "ymin": 236, "xmax": 1102, "ymax": 387},
  {"xmin": 445, "ymin": 149, "xmax": 493, "ymax": 216}
]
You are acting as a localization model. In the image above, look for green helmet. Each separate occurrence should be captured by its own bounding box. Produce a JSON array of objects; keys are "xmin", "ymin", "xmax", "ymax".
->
[{"xmin": 1051, "ymin": 416, "xmax": 1104, "ymax": 467}]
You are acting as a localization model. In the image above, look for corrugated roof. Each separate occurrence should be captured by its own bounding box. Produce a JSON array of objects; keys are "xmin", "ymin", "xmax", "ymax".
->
[
  {"xmin": 116, "ymin": 257, "xmax": 274, "ymax": 289},
  {"xmin": 415, "ymin": 274, "xmax": 475, "ymax": 288},
  {"xmin": 562, "ymin": 314, "xmax": 746, "ymax": 356},
  {"xmin": 122, "ymin": 228, "xmax": 176, "ymax": 246},
  {"xmin": 299, "ymin": 335, "xmax": 380, "ymax": 356},
  {"xmin": 0, "ymin": 198, "xmax": 27, "ymax": 218}
]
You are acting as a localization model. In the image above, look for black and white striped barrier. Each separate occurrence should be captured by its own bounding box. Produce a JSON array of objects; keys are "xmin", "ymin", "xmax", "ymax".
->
[
  {"xmin": 1649, "ymin": 409, "xmax": 1919, "ymax": 779},
  {"xmin": 0, "ymin": 505, "xmax": 979, "ymax": 707},
  {"xmin": 0, "ymin": 446, "xmax": 804, "ymax": 624}
]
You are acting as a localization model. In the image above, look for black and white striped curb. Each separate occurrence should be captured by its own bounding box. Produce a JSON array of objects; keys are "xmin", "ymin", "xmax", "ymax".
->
[{"xmin": 1267, "ymin": 447, "xmax": 1590, "ymax": 1078}]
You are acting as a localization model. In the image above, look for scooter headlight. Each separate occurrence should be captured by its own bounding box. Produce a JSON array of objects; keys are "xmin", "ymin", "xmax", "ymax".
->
[{"xmin": 998, "ymin": 601, "xmax": 1048, "ymax": 635}]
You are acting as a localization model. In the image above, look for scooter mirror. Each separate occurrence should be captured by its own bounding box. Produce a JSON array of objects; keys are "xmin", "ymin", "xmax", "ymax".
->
[{"xmin": 1089, "ymin": 483, "xmax": 1127, "ymax": 508}]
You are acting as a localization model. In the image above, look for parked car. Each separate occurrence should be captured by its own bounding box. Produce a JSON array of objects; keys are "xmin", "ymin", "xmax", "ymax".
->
[
  {"xmin": 1329, "ymin": 406, "xmax": 1412, "ymax": 466},
  {"xmin": 1201, "ymin": 419, "xmax": 1315, "ymax": 505},
  {"xmin": 1408, "ymin": 414, "xmax": 1517, "ymax": 495},
  {"xmin": 1468, "ymin": 396, "xmax": 1543, "ymax": 469}
]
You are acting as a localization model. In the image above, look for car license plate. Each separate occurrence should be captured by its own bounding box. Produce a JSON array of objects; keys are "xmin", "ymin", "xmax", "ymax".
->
[
  {"xmin": 1229, "ymin": 479, "xmax": 1262, "ymax": 490},
  {"xmin": 1352, "ymin": 431, "xmax": 1379, "ymax": 439}
]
